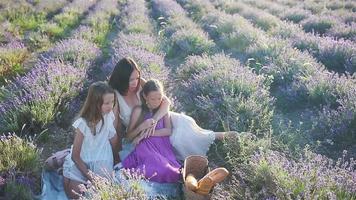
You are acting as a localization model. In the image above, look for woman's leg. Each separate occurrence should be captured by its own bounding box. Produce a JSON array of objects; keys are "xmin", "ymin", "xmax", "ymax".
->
[{"xmin": 63, "ymin": 176, "xmax": 85, "ymax": 199}]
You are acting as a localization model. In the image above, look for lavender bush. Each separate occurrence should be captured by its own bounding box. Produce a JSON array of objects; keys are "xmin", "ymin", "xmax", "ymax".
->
[
  {"xmin": 301, "ymin": 15, "xmax": 337, "ymax": 35},
  {"xmin": 35, "ymin": 0, "xmax": 68, "ymax": 14},
  {"xmin": 168, "ymin": 28, "xmax": 215, "ymax": 58},
  {"xmin": 112, "ymin": 37, "xmax": 168, "ymax": 84},
  {"xmin": 114, "ymin": 33, "xmax": 161, "ymax": 54},
  {"xmin": 78, "ymin": 0, "xmax": 119, "ymax": 46},
  {"xmin": 180, "ymin": 0, "xmax": 356, "ymax": 160},
  {"xmin": 3, "ymin": 2, "xmax": 46, "ymax": 33},
  {"xmin": 80, "ymin": 170, "xmax": 151, "ymax": 200},
  {"xmin": 48, "ymin": 38, "xmax": 101, "ymax": 69},
  {"xmin": 310, "ymin": 86, "xmax": 356, "ymax": 157},
  {"xmin": 151, "ymin": 0, "xmax": 186, "ymax": 19},
  {"xmin": 216, "ymin": 1, "xmax": 279, "ymax": 32},
  {"xmin": 0, "ymin": 134, "xmax": 41, "ymax": 199},
  {"xmin": 0, "ymin": 40, "xmax": 29, "ymax": 81},
  {"xmin": 235, "ymin": 149, "xmax": 356, "ymax": 199},
  {"xmin": 181, "ymin": 0, "xmax": 354, "ymax": 109},
  {"xmin": 281, "ymin": 8, "xmax": 311, "ymax": 23},
  {"xmin": 41, "ymin": 0, "xmax": 97, "ymax": 39},
  {"xmin": 121, "ymin": 0, "xmax": 152, "ymax": 34},
  {"xmin": 0, "ymin": 133, "xmax": 40, "ymax": 173},
  {"xmin": 216, "ymin": 0, "xmax": 356, "ymax": 75},
  {"xmin": 106, "ymin": 0, "xmax": 169, "ymax": 85},
  {"xmin": 327, "ymin": 22, "xmax": 356, "ymax": 41},
  {"xmin": 292, "ymin": 35, "xmax": 356, "ymax": 74},
  {"xmin": 0, "ymin": 59, "xmax": 85, "ymax": 133},
  {"xmin": 151, "ymin": 0, "xmax": 215, "ymax": 58},
  {"xmin": 176, "ymin": 54, "xmax": 274, "ymax": 134}
]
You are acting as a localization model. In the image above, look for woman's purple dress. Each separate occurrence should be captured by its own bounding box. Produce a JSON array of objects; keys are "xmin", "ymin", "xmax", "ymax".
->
[{"xmin": 122, "ymin": 113, "xmax": 181, "ymax": 183}]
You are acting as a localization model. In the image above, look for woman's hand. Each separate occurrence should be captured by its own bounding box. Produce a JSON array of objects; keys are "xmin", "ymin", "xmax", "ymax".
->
[
  {"xmin": 140, "ymin": 118, "xmax": 156, "ymax": 131},
  {"xmin": 141, "ymin": 122, "xmax": 157, "ymax": 138},
  {"xmin": 133, "ymin": 133, "xmax": 145, "ymax": 145}
]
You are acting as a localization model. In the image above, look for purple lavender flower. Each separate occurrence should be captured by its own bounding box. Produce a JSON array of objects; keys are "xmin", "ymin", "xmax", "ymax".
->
[
  {"xmin": 0, "ymin": 59, "xmax": 85, "ymax": 132},
  {"xmin": 48, "ymin": 38, "xmax": 101, "ymax": 69},
  {"xmin": 176, "ymin": 53, "xmax": 274, "ymax": 133},
  {"xmin": 121, "ymin": 0, "xmax": 152, "ymax": 34},
  {"xmin": 151, "ymin": 0, "xmax": 187, "ymax": 18}
]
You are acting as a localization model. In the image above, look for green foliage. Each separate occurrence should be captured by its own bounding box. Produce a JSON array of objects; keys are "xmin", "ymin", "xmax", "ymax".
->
[
  {"xmin": 0, "ymin": 46, "xmax": 29, "ymax": 81},
  {"xmin": 4, "ymin": 181, "xmax": 33, "ymax": 200},
  {"xmin": 0, "ymin": 134, "xmax": 41, "ymax": 173}
]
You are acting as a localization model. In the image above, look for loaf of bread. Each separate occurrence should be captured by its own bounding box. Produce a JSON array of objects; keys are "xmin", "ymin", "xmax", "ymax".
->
[{"xmin": 185, "ymin": 173, "xmax": 198, "ymax": 191}]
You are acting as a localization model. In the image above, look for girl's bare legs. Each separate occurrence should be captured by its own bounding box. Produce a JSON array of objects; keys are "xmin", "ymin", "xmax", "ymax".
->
[
  {"xmin": 63, "ymin": 177, "xmax": 85, "ymax": 199},
  {"xmin": 214, "ymin": 131, "xmax": 238, "ymax": 140}
]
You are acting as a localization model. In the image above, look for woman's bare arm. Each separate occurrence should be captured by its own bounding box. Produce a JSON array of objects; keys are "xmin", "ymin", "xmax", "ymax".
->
[
  {"xmin": 152, "ymin": 95, "xmax": 171, "ymax": 121},
  {"xmin": 126, "ymin": 106, "xmax": 155, "ymax": 141}
]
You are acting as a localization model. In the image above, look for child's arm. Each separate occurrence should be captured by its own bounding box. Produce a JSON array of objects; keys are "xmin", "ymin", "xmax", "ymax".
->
[
  {"xmin": 110, "ymin": 134, "xmax": 120, "ymax": 164},
  {"xmin": 126, "ymin": 106, "xmax": 155, "ymax": 141},
  {"xmin": 152, "ymin": 113, "xmax": 172, "ymax": 136},
  {"xmin": 142, "ymin": 96, "xmax": 171, "ymax": 137},
  {"xmin": 71, "ymin": 129, "xmax": 93, "ymax": 182},
  {"xmin": 152, "ymin": 95, "xmax": 170, "ymax": 121}
]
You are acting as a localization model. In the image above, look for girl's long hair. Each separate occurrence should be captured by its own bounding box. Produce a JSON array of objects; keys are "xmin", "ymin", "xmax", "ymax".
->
[
  {"xmin": 134, "ymin": 79, "xmax": 164, "ymax": 129},
  {"xmin": 79, "ymin": 81, "xmax": 117, "ymax": 135}
]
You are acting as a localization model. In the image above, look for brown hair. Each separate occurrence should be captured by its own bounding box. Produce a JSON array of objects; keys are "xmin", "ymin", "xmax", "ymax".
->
[
  {"xmin": 134, "ymin": 79, "xmax": 164, "ymax": 128},
  {"xmin": 79, "ymin": 81, "xmax": 117, "ymax": 135},
  {"xmin": 108, "ymin": 57, "xmax": 141, "ymax": 96}
]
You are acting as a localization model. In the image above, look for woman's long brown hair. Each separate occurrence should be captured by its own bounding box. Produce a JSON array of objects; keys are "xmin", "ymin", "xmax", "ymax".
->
[
  {"xmin": 79, "ymin": 81, "xmax": 117, "ymax": 135},
  {"xmin": 108, "ymin": 57, "xmax": 141, "ymax": 96}
]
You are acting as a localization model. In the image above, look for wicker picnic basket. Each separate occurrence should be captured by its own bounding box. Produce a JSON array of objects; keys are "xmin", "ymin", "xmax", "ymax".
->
[{"xmin": 182, "ymin": 155, "xmax": 212, "ymax": 200}]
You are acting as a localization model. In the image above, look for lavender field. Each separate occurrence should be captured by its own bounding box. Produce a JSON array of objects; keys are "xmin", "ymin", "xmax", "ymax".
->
[{"xmin": 0, "ymin": 0, "xmax": 355, "ymax": 199}]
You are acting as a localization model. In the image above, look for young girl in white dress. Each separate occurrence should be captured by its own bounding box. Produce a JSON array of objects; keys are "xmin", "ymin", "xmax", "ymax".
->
[
  {"xmin": 109, "ymin": 57, "xmax": 236, "ymax": 162},
  {"xmin": 62, "ymin": 81, "xmax": 119, "ymax": 199}
]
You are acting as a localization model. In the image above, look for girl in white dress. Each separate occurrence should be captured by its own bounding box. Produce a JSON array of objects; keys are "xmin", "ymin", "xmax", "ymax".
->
[
  {"xmin": 62, "ymin": 81, "xmax": 119, "ymax": 199},
  {"xmin": 109, "ymin": 58, "xmax": 235, "ymax": 162}
]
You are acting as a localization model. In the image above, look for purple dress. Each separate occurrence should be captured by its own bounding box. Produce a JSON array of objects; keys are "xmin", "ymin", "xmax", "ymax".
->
[{"xmin": 122, "ymin": 112, "xmax": 181, "ymax": 183}]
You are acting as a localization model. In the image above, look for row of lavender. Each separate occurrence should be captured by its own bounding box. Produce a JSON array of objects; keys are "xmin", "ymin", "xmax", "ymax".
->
[
  {"xmin": 148, "ymin": 0, "xmax": 356, "ymax": 199},
  {"xmin": 213, "ymin": 0, "xmax": 356, "ymax": 75},
  {"xmin": 151, "ymin": 0, "xmax": 216, "ymax": 61},
  {"xmin": 0, "ymin": 0, "xmax": 110, "ymax": 134},
  {"xmin": 0, "ymin": 0, "xmax": 124, "ymax": 198},
  {"xmin": 242, "ymin": 0, "xmax": 356, "ymax": 41},
  {"xmin": 177, "ymin": 0, "xmax": 356, "ymax": 155},
  {"xmin": 150, "ymin": 0, "xmax": 274, "ymax": 135},
  {"xmin": 274, "ymin": 0, "xmax": 355, "ymax": 11},
  {"xmin": 0, "ymin": 0, "xmax": 69, "ymax": 83},
  {"xmin": 104, "ymin": 0, "xmax": 169, "ymax": 85},
  {"xmin": 270, "ymin": 0, "xmax": 355, "ymax": 16},
  {"xmin": 0, "ymin": 0, "xmax": 95, "ymax": 85}
]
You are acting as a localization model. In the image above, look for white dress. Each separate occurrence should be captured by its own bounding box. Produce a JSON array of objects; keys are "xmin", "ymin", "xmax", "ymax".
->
[
  {"xmin": 116, "ymin": 89, "xmax": 215, "ymax": 161},
  {"xmin": 63, "ymin": 111, "xmax": 116, "ymax": 183},
  {"xmin": 116, "ymin": 89, "xmax": 141, "ymax": 128},
  {"xmin": 169, "ymin": 112, "xmax": 215, "ymax": 161}
]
